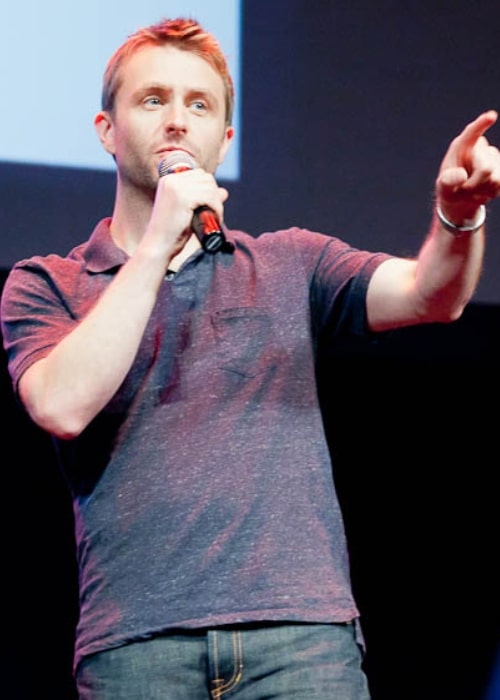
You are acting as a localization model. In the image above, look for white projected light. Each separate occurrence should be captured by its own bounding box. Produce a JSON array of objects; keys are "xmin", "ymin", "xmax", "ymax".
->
[{"xmin": 0, "ymin": 1, "xmax": 241, "ymax": 179}]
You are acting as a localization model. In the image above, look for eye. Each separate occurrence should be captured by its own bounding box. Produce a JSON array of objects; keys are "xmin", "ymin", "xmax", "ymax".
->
[
  {"xmin": 190, "ymin": 100, "xmax": 208, "ymax": 114},
  {"xmin": 143, "ymin": 95, "xmax": 162, "ymax": 108}
]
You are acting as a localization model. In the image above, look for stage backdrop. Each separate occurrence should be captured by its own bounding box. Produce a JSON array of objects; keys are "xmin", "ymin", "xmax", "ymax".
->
[
  {"xmin": 2, "ymin": 1, "xmax": 500, "ymax": 304},
  {"xmin": 1, "ymin": 2, "xmax": 499, "ymax": 699}
]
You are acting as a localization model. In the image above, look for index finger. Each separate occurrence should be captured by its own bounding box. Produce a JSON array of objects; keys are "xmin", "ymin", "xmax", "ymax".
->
[{"xmin": 458, "ymin": 109, "xmax": 498, "ymax": 148}]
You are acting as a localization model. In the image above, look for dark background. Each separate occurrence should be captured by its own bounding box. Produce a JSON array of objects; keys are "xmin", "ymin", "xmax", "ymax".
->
[{"xmin": 2, "ymin": 1, "xmax": 500, "ymax": 698}]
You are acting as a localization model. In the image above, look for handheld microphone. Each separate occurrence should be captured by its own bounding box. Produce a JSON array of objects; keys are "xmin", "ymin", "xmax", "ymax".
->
[{"xmin": 158, "ymin": 151, "xmax": 229, "ymax": 254}]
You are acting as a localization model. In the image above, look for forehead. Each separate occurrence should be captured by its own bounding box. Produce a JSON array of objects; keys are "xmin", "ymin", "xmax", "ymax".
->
[{"xmin": 117, "ymin": 44, "xmax": 225, "ymax": 97}]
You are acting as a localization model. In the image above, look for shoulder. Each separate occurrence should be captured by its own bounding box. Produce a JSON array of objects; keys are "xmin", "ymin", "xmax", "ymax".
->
[
  {"xmin": 2, "ymin": 218, "xmax": 123, "ymax": 297},
  {"xmin": 229, "ymin": 226, "xmax": 333, "ymax": 245},
  {"xmin": 2, "ymin": 245, "xmax": 88, "ymax": 305},
  {"xmin": 228, "ymin": 226, "xmax": 388, "ymax": 272},
  {"xmin": 228, "ymin": 226, "xmax": 347, "ymax": 260}
]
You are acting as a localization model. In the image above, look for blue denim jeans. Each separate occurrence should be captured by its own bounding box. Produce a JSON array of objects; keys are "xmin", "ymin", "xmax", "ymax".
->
[{"xmin": 76, "ymin": 622, "xmax": 371, "ymax": 699}]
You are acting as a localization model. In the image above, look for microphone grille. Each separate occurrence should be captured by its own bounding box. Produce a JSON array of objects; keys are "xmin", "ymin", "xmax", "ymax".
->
[{"xmin": 158, "ymin": 150, "xmax": 196, "ymax": 177}]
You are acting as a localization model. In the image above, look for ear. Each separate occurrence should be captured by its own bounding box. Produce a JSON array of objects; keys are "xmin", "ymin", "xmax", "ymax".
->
[
  {"xmin": 94, "ymin": 111, "xmax": 116, "ymax": 156},
  {"xmin": 217, "ymin": 126, "xmax": 235, "ymax": 165}
]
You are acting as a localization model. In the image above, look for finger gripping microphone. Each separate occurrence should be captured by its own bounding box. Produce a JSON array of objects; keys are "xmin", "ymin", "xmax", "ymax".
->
[{"xmin": 158, "ymin": 150, "xmax": 228, "ymax": 254}]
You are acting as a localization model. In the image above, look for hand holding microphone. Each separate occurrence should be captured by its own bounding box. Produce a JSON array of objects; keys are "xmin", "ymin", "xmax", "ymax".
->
[{"xmin": 158, "ymin": 151, "xmax": 232, "ymax": 254}]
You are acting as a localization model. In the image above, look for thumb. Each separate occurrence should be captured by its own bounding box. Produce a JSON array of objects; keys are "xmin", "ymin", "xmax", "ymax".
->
[{"xmin": 437, "ymin": 166, "xmax": 469, "ymax": 194}]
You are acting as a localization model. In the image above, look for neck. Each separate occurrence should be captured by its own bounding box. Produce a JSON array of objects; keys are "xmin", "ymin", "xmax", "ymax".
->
[{"xmin": 109, "ymin": 180, "xmax": 155, "ymax": 253}]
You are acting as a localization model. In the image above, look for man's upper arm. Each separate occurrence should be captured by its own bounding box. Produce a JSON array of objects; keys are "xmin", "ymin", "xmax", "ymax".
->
[{"xmin": 365, "ymin": 257, "xmax": 419, "ymax": 332}]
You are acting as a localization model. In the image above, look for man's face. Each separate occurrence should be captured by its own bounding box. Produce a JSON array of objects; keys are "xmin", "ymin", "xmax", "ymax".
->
[{"xmin": 96, "ymin": 44, "xmax": 234, "ymax": 190}]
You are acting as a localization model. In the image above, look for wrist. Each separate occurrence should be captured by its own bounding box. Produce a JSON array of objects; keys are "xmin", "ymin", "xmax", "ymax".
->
[{"xmin": 436, "ymin": 203, "xmax": 486, "ymax": 236}]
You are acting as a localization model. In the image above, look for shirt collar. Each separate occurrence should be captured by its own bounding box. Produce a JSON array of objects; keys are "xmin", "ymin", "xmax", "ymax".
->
[
  {"xmin": 81, "ymin": 218, "xmax": 129, "ymax": 273},
  {"xmin": 80, "ymin": 217, "xmax": 236, "ymax": 273}
]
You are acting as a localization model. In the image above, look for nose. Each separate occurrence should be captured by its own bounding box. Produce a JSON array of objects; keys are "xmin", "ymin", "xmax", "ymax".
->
[{"xmin": 165, "ymin": 99, "xmax": 188, "ymax": 134}]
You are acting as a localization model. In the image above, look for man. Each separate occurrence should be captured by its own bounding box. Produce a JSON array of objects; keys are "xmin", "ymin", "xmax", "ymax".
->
[{"xmin": 2, "ymin": 16, "xmax": 500, "ymax": 700}]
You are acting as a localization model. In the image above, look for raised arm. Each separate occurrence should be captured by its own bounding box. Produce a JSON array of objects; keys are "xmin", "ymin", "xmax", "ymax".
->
[{"xmin": 366, "ymin": 110, "xmax": 500, "ymax": 332}]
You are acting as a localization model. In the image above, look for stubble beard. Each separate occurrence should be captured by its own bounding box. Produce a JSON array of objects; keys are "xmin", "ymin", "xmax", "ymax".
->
[{"xmin": 119, "ymin": 156, "xmax": 158, "ymax": 200}]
